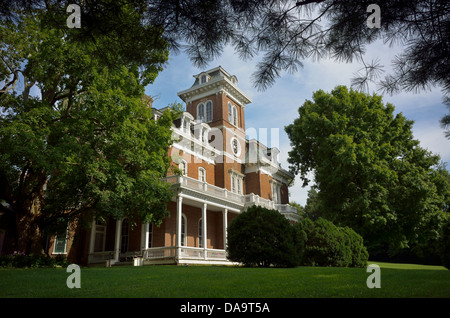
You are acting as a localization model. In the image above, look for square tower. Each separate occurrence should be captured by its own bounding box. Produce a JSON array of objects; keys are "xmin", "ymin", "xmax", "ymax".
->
[{"xmin": 177, "ymin": 66, "xmax": 252, "ymax": 190}]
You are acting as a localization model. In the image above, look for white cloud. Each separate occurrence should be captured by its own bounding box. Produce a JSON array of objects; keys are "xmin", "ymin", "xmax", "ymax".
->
[{"xmin": 148, "ymin": 41, "xmax": 450, "ymax": 206}]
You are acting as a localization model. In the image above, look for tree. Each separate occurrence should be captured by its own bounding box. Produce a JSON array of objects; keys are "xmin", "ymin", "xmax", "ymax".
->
[
  {"xmin": 2, "ymin": 0, "xmax": 448, "ymax": 95},
  {"xmin": 0, "ymin": 7, "xmax": 174, "ymax": 254},
  {"xmin": 303, "ymin": 188, "xmax": 323, "ymax": 221},
  {"xmin": 227, "ymin": 205, "xmax": 305, "ymax": 267},
  {"xmin": 285, "ymin": 86, "xmax": 449, "ymax": 256},
  {"xmin": 289, "ymin": 201, "xmax": 304, "ymax": 215},
  {"xmin": 440, "ymin": 97, "xmax": 450, "ymax": 139}
]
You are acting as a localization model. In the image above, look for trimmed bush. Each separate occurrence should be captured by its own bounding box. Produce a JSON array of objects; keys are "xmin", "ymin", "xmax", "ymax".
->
[
  {"xmin": 299, "ymin": 217, "xmax": 368, "ymax": 267},
  {"xmin": 227, "ymin": 205, "xmax": 305, "ymax": 267}
]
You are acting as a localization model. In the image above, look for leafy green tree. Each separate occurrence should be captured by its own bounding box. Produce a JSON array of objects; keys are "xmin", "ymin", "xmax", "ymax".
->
[
  {"xmin": 303, "ymin": 188, "xmax": 323, "ymax": 221},
  {"xmin": 3, "ymin": 0, "xmax": 448, "ymax": 95},
  {"xmin": 0, "ymin": 8, "xmax": 173, "ymax": 254},
  {"xmin": 289, "ymin": 201, "xmax": 304, "ymax": 215},
  {"xmin": 227, "ymin": 205, "xmax": 305, "ymax": 267},
  {"xmin": 285, "ymin": 86, "xmax": 448, "ymax": 256}
]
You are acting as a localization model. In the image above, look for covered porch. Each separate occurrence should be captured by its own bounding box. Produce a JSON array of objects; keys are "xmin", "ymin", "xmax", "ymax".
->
[{"xmin": 86, "ymin": 193, "xmax": 239, "ymax": 266}]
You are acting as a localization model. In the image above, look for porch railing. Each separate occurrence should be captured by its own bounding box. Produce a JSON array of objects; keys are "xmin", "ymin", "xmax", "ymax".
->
[
  {"xmin": 164, "ymin": 175, "xmax": 298, "ymax": 216},
  {"xmin": 142, "ymin": 246, "xmax": 227, "ymax": 261}
]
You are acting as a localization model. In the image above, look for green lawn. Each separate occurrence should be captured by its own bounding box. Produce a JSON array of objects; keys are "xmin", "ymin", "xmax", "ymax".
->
[{"xmin": 0, "ymin": 262, "xmax": 449, "ymax": 298}]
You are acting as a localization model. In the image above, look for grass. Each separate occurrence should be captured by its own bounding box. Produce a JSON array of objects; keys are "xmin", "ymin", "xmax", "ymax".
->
[{"xmin": 0, "ymin": 262, "xmax": 449, "ymax": 298}]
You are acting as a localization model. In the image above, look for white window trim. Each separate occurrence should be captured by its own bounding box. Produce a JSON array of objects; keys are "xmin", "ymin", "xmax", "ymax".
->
[
  {"xmin": 197, "ymin": 103, "xmax": 205, "ymax": 122},
  {"xmin": 53, "ymin": 229, "xmax": 68, "ymax": 255},
  {"xmin": 206, "ymin": 101, "xmax": 213, "ymax": 122},
  {"xmin": 198, "ymin": 167, "xmax": 206, "ymax": 182},
  {"xmin": 179, "ymin": 159, "xmax": 188, "ymax": 175},
  {"xmin": 270, "ymin": 180, "xmax": 282, "ymax": 204},
  {"xmin": 229, "ymin": 170, "xmax": 244, "ymax": 195},
  {"xmin": 232, "ymin": 105, "xmax": 238, "ymax": 126}
]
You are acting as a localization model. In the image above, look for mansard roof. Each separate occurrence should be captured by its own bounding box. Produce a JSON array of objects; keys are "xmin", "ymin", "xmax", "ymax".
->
[{"xmin": 177, "ymin": 66, "xmax": 252, "ymax": 107}]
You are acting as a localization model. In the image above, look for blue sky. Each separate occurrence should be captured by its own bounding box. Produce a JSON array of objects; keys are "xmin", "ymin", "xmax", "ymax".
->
[{"xmin": 145, "ymin": 41, "xmax": 449, "ymax": 206}]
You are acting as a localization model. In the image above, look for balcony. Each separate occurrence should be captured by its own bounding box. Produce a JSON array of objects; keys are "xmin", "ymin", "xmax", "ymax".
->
[{"xmin": 164, "ymin": 175, "xmax": 298, "ymax": 217}]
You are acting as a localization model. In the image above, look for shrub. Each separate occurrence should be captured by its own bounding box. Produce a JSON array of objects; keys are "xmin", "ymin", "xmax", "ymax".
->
[
  {"xmin": 0, "ymin": 252, "xmax": 68, "ymax": 268},
  {"xmin": 299, "ymin": 217, "xmax": 368, "ymax": 267},
  {"xmin": 227, "ymin": 205, "xmax": 305, "ymax": 267}
]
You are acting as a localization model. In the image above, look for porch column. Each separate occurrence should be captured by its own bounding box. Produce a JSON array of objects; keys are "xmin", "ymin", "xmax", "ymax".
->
[
  {"xmin": 141, "ymin": 223, "xmax": 149, "ymax": 250},
  {"xmin": 176, "ymin": 196, "xmax": 183, "ymax": 258},
  {"xmin": 222, "ymin": 208, "xmax": 228, "ymax": 251},
  {"xmin": 202, "ymin": 202, "xmax": 207, "ymax": 260},
  {"xmin": 114, "ymin": 218, "xmax": 123, "ymax": 262}
]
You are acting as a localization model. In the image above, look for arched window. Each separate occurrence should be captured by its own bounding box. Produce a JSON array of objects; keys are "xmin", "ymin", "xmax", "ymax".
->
[
  {"xmin": 181, "ymin": 214, "xmax": 187, "ymax": 246},
  {"xmin": 197, "ymin": 103, "xmax": 205, "ymax": 122},
  {"xmin": 228, "ymin": 102, "xmax": 238, "ymax": 127},
  {"xmin": 206, "ymin": 101, "xmax": 212, "ymax": 122},
  {"xmin": 201, "ymin": 74, "xmax": 207, "ymax": 84},
  {"xmin": 179, "ymin": 159, "xmax": 187, "ymax": 175},
  {"xmin": 198, "ymin": 218, "xmax": 203, "ymax": 248},
  {"xmin": 198, "ymin": 167, "xmax": 206, "ymax": 182}
]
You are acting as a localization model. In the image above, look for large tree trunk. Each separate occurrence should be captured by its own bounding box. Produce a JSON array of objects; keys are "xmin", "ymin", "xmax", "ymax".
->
[{"xmin": 15, "ymin": 197, "xmax": 44, "ymax": 255}]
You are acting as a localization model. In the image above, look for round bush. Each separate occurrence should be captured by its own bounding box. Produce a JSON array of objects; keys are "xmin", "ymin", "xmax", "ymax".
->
[
  {"xmin": 227, "ymin": 205, "xmax": 305, "ymax": 267},
  {"xmin": 299, "ymin": 217, "xmax": 368, "ymax": 267}
]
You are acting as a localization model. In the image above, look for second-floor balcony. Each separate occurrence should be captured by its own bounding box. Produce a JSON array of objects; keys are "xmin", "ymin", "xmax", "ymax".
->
[{"xmin": 164, "ymin": 175, "xmax": 299, "ymax": 219}]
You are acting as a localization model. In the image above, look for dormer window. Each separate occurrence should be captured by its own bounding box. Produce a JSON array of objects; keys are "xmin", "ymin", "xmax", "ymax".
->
[{"xmin": 201, "ymin": 74, "xmax": 207, "ymax": 84}]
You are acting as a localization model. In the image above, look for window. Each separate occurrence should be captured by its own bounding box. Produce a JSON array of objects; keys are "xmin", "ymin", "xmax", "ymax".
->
[
  {"xmin": 229, "ymin": 171, "xmax": 243, "ymax": 195},
  {"xmin": 54, "ymin": 231, "xmax": 67, "ymax": 254},
  {"xmin": 198, "ymin": 218, "xmax": 203, "ymax": 248},
  {"xmin": 148, "ymin": 223, "xmax": 153, "ymax": 248},
  {"xmin": 201, "ymin": 74, "xmax": 207, "ymax": 84},
  {"xmin": 271, "ymin": 182, "xmax": 282, "ymax": 204},
  {"xmin": 231, "ymin": 175, "xmax": 236, "ymax": 193},
  {"xmin": 206, "ymin": 101, "xmax": 212, "ymax": 122},
  {"xmin": 121, "ymin": 219, "xmax": 129, "ymax": 253},
  {"xmin": 228, "ymin": 102, "xmax": 238, "ymax": 127},
  {"xmin": 198, "ymin": 167, "xmax": 206, "ymax": 182},
  {"xmin": 197, "ymin": 103, "xmax": 205, "ymax": 122},
  {"xmin": 181, "ymin": 214, "xmax": 187, "ymax": 246},
  {"xmin": 94, "ymin": 220, "xmax": 106, "ymax": 252},
  {"xmin": 179, "ymin": 159, "xmax": 187, "ymax": 175}
]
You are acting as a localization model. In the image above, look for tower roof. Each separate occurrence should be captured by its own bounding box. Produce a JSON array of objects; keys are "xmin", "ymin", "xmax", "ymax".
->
[{"xmin": 177, "ymin": 66, "xmax": 252, "ymax": 107}]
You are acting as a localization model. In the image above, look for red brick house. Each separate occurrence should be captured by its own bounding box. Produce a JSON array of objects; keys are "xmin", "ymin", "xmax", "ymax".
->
[{"xmin": 45, "ymin": 66, "xmax": 299, "ymax": 266}]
